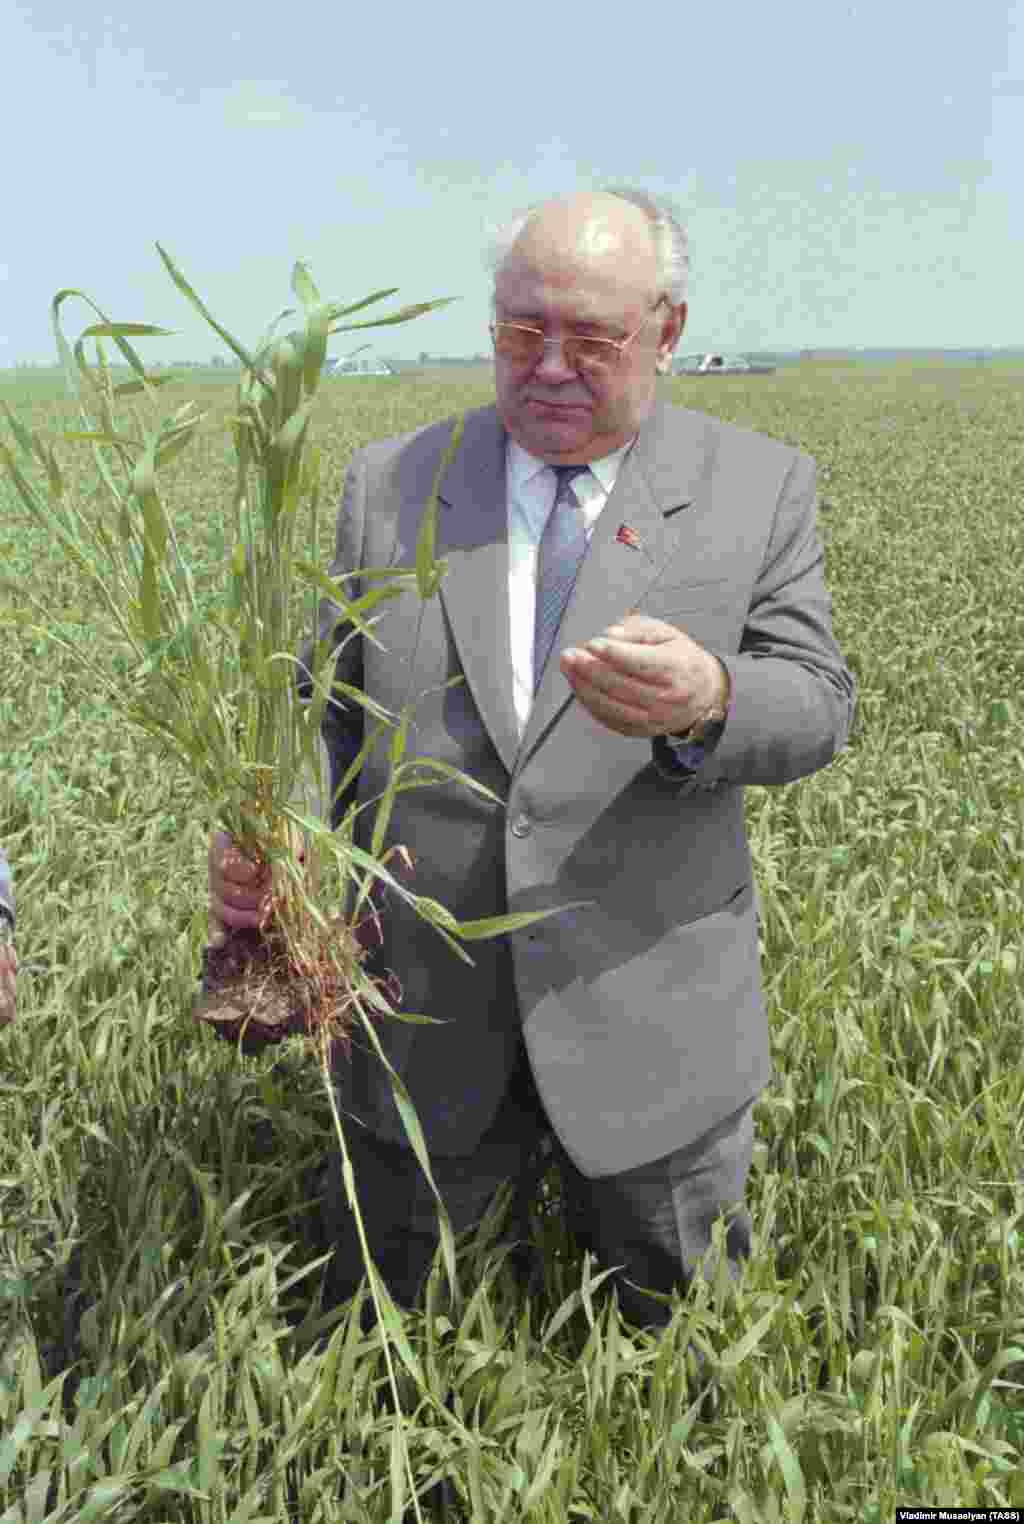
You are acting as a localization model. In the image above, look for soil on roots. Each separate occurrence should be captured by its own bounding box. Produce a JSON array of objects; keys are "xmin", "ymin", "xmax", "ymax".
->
[
  {"xmin": 194, "ymin": 907, "xmax": 396, "ymax": 1057},
  {"xmin": 195, "ymin": 925, "xmax": 317, "ymax": 1051}
]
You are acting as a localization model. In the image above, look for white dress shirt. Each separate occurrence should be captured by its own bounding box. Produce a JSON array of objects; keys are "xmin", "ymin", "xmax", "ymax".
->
[{"xmin": 506, "ymin": 435, "xmax": 637, "ymax": 738}]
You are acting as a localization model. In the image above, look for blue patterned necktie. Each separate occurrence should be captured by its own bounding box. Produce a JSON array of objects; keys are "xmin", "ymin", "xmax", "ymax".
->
[{"xmin": 533, "ymin": 464, "xmax": 590, "ymax": 695}]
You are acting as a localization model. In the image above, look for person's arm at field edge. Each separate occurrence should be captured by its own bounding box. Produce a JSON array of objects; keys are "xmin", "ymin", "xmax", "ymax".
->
[{"xmin": 0, "ymin": 847, "xmax": 17, "ymax": 1027}]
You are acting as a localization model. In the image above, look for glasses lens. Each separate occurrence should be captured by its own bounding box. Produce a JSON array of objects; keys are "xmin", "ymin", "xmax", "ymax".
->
[
  {"xmin": 493, "ymin": 325, "xmax": 544, "ymax": 366},
  {"xmin": 491, "ymin": 325, "xmax": 621, "ymax": 371},
  {"xmin": 568, "ymin": 336, "xmax": 618, "ymax": 372}
]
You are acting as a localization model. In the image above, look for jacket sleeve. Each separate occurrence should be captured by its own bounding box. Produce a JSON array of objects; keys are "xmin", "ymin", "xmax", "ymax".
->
[
  {"xmin": 652, "ymin": 449, "xmax": 855, "ymax": 791},
  {"xmin": 0, "ymin": 846, "xmax": 14, "ymax": 930},
  {"xmin": 294, "ymin": 453, "xmax": 368, "ymax": 831}
]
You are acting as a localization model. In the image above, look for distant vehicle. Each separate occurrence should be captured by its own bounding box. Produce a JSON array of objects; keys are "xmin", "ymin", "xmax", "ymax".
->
[
  {"xmin": 324, "ymin": 354, "xmax": 396, "ymax": 376},
  {"xmin": 675, "ymin": 353, "xmax": 775, "ymax": 375}
]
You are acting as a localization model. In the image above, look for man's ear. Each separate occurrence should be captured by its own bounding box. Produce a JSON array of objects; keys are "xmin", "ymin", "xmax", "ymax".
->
[{"xmin": 657, "ymin": 301, "xmax": 686, "ymax": 373}]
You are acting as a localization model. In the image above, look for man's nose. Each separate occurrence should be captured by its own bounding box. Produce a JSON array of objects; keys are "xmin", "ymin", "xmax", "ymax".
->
[{"xmin": 532, "ymin": 335, "xmax": 578, "ymax": 379}]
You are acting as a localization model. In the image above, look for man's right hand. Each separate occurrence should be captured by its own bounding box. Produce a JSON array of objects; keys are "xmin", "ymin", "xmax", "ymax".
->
[{"xmin": 207, "ymin": 831, "xmax": 273, "ymax": 947}]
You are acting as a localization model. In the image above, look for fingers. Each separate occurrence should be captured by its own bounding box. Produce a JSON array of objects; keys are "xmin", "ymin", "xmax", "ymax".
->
[
  {"xmin": 561, "ymin": 645, "xmax": 671, "ymax": 703},
  {"xmin": 606, "ymin": 612, "xmax": 682, "ymax": 641},
  {"xmin": 209, "ymin": 830, "xmax": 269, "ymax": 893},
  {"xmin": 211, "ymin": 875, "xmax": 271, "ymax": 926},
  {"xmin": 210, "ymin": 830, "xmax": 267, "ymax": 886},
  {"xmin": 208, "ymin": 909, "xmax": 230, "ymax": 949},
  {"xmin": 208, "ymin": 830, "xmax": 271, "ymax": 939}
]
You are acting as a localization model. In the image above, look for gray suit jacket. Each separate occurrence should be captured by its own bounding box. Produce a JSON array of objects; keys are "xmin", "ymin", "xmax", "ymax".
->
[{"xmin": 297, "ymin": 400, "xmax": 855, "ymax": 1178}]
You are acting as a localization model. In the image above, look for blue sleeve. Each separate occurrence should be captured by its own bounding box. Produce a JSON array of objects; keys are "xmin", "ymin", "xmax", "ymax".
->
[
  {"xmin": 651, "ymin": 729, "xmax": 723, "ymax": 784},
  {"xmin": 654, "ymin": 733, "xmax": 712, "ymax": 773},
  {"xmin": 0, "ymin": 847, "xmax": 14, "ymax": 929}
]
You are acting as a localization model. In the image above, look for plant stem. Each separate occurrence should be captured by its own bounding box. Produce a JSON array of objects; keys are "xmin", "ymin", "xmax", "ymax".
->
[{"xmin": 316, "ymin": 1029, "xmax": 428, "ymax": 1523}]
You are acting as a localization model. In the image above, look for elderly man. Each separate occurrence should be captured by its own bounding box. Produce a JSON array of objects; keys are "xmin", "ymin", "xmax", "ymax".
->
[{"xmin": 210, "ymin": 186, "xmax": 855, "ymax": 1332}]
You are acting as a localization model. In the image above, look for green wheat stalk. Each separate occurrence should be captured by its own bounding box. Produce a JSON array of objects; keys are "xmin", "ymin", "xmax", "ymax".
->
[{"xmin": 0, "ymin": 248, "xmax": 591, "ymax": 1521}]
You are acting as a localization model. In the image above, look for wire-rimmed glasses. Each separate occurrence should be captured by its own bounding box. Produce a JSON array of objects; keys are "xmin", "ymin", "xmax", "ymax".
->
[{"xmin": 490, "ymin": 296, "xmax": 668, "ymax": 373}]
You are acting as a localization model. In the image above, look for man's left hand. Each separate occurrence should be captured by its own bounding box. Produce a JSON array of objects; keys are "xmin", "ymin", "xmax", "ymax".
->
[{"xmin": 560, "ymin": 613, "xmax": 728, "ymax": 740}]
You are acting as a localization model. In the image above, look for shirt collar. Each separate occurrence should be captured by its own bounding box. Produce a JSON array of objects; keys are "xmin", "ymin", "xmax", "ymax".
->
[{"xmin": 507, "ymin": 433, "xmax": 638, "ymax": 497}]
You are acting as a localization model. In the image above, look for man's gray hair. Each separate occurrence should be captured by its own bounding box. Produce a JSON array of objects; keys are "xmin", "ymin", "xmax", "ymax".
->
[{"xmin": 483, "ymin": 185, "xmax": 690, "ymax": 307}]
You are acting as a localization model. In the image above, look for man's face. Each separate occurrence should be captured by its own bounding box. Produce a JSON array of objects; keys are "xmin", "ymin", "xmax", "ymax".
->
[{"xmin": 492, "ymin": 225, "xmax": 685, "ymax": 465}]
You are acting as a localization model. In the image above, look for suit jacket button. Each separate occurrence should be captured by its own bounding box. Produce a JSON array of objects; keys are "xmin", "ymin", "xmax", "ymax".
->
[{"xmin": 511, "ymin": 813, "xmax": 532, "ymax": 838}]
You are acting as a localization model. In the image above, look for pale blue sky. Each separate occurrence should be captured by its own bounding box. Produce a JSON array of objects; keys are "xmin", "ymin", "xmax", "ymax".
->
[{"xmin": 3, "ymin": 0, "xmax": 1022, "ymax": 364}]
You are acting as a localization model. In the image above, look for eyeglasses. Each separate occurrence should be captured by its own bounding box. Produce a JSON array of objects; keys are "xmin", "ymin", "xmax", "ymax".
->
[{"xmin": 490, "ymin": 296, "xmax": 668, "ymax": 373}]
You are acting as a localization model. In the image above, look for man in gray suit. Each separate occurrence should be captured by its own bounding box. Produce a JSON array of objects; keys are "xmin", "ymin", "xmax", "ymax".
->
[{"xmin": 209, "ymin": 186, "xmax": 855, "ymax": 1331}]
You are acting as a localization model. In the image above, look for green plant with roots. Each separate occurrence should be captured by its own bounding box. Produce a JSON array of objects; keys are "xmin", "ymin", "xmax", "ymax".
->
[{"xmin": 0, "ymin": 247, "xmax": 590, "ymax": 1522}]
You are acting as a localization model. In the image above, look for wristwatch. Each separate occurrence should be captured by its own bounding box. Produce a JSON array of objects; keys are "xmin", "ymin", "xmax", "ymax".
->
[
  {"xmin": 668, "ymin": 703, "xmax": 728, "ymax": 748},
  {"xmin": 665, "ymin": 660, "xmax": 731, "ymax": 753}
]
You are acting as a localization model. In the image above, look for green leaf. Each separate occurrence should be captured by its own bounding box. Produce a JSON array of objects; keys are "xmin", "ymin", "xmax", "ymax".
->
[
  {"xmin": 390, "ymin": 709, "xmax": 410, "ymax": 770},
  {"xmin": 451, "ymin": 901, "xmax": 595, "ymax": 940},
  {"xmin": 718, "ymin": 1302, "xmax": 780, "ymax": 1370},
  {"xmin": 416, "ymin": 413, "xmax": 463, "ymax": 599},
  {"xmin": 134, "ymin": 441, "xmax": 168, "ymax": 562},
  {"xmin": 146, "ymin": 1408, "xmax": 188, "ymax": 1469},
  {"xmin": 222, "ymin": 1488, "xmax": 279, "ymax": 1524},
  {"xmin": 147, "ymin": 1465, "xmax": 211, "ymax": 1501},
  {"xmin": 369, "ymin": 711, "xmax": 409, "ymax": 862},
  {"xmin": 271, "ymin": 394, "xmax": 316, "ymax": 463},
  {"xmin": 71, "ymin": 1479, "xmax": 138, "ymax": 1523},
  {"xmin": 299, "ymin": 576, "xmax": 409, "ymax": 659},
  {"xmin": 329, "ymin": 295, "xmax": 458, "ymax": 334},
  {"xmin": 154, "ymin": 242, "xmax": 260, "ymax": 372},
  {"xmin": 64, "ymin": 429, "xmax": 143, "ymax": 450},
  {"xmin": 391, "ymin": 751, "xmax": 507, "ymax": 808},
  {"xmin": 413, "ymin": 897, "xmax": 459, "ymax": 932},
  {"xmin": 302, "ymin": 305, "xmax": 329, "ymax": 395},
  {"xmin": 154, "ymin": 419, "xmax": 203, "ymax": 471},
  {"xmin": 251, "ymin": 305, "xmax": 297, "ymax": 362},
  {"xmin": 0, "ymin": 440, "xmax": 45, "ymax": 515},
  {"xmin": 40, "ymin": 442, "xmax": 65, "ymax": 501},
  {"xmin": 196, "ymin": 1380, "xmax": 224, "ymax": 1495},
  {"xmin": 79, "ymin": 322, "xmax": 176, "ymax": 339},
  {"xmin": 291, "ymin": 557, "xmax": 415, "ymax": 609},
  {"xmin": 52, "ymin": 290, "xmax": 158, "ymax": 386},
  {"xmin": 291, "ymin": 260, "xmax": 321, "ymax": 312},
  {"xmin": 0, "ymin": 399, "xmax": 39, "ymax": 459},
  {"xmin": 766, "ymin": 1413, "xmax": 806, "ymax": 1522},
  {"xmin": 322, "ymin": 288, "xmax": 400, "ymax": 324},
  {"xmin": 0, "ymin": 1378, "xmax": 68, "ymax": 1486},
  {"xmin": 379, "ymin": 1007, "xmax": 449, "ymax": 1027},
  {"xmin": 50, "ymin": 289, "xmax": 92, "ymax": 411},
  {"xmin": 389, "ymin": 1419, "xmax": 406, "ymax": 1516},
  {"xmin": 383, "ymin": 1069, "xmax": 456, "ymax": 1296},
  {"xmin": 140, "ymin": 539, "xmax": 161, "ymax": 641},
  {"xmin": 153, "ymin": 408, "xmax": 205, "ymax": 466},
  {"xmin": 113, "ymin": 373, "xmax": 176, "ymax": 397}
]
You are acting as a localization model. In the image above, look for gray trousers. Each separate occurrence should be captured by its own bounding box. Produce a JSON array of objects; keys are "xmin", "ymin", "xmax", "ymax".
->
[{"xmin": 323, "ymin": 1034, "xmax": 756, "ymax": 1332}]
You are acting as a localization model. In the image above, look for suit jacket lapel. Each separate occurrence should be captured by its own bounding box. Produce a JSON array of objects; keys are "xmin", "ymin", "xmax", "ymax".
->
[
  {"xmin": 516, "ymin": 401, "xmax": 718, "ymax": 769},
  {"xmin": 433, "ymin": 401, "xmax": 718, "ymax": 779},
  {"xmin": 433, "ymin": 407, "xmax": 522, "ymax": 776}
]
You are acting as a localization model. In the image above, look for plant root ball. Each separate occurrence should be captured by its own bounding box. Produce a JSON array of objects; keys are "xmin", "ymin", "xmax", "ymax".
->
[{"xmin": 194, "ymin": 906, "xmax": 399, "ymax": 1057}]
